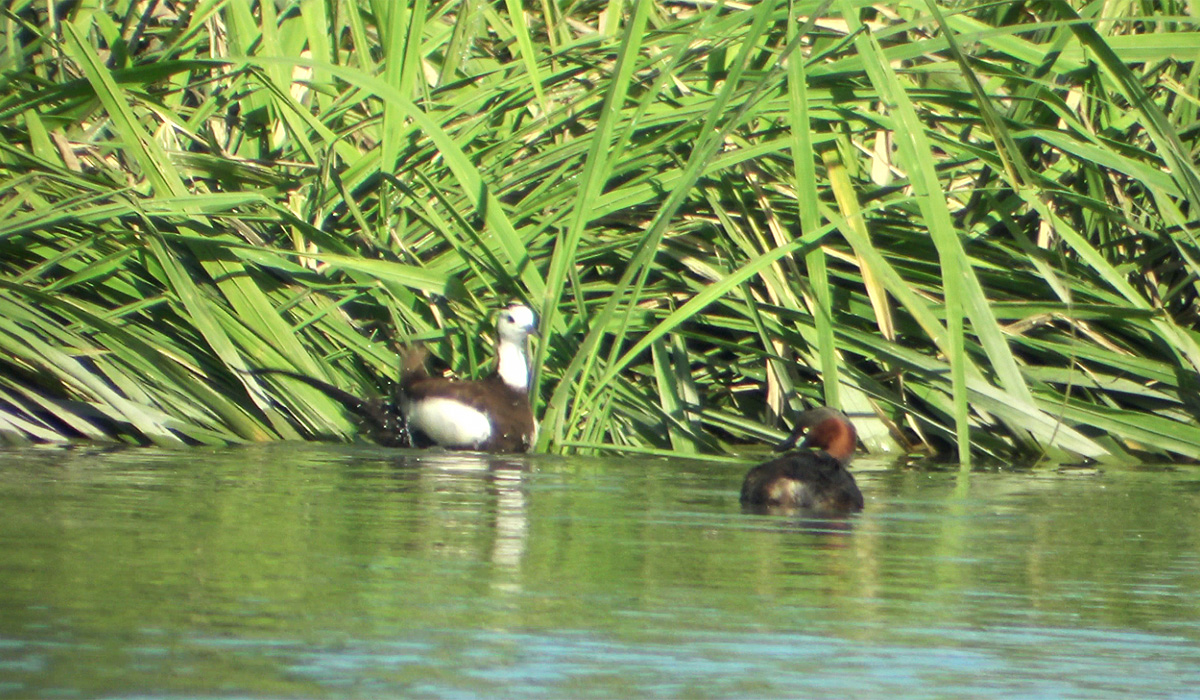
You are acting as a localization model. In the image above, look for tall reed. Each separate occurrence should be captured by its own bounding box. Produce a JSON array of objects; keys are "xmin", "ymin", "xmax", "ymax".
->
[{"xmin": 1, "ymin": 0, "xmax": 1197, "ymax": 462}]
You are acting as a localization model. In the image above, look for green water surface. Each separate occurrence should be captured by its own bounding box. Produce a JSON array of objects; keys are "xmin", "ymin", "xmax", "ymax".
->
[{"xmin": 0, "ymin": 444, "xmax": 1198, "ymax": 698}]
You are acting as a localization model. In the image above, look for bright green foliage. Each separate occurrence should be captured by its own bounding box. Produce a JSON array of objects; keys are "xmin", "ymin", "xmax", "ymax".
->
[{"xmin": 0, "ymin": 0, "xmax": 1198, "ymax": 461}]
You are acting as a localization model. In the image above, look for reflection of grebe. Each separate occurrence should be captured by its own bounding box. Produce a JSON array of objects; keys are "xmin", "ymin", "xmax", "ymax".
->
[{"xmin": 740, "ymin": 407, "xmax": 863, "ymax": 513}]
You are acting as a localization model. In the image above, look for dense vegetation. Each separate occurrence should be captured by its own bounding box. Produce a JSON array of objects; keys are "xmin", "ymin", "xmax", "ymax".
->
[{"xmin": 1, "ymin": 0, "xmax": 1198, "ymax": 463}]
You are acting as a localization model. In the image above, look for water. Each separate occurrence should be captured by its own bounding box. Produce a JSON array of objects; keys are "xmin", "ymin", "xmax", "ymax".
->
[{"xmin": 0, "ymin": 444, "xmax": 1198, "ymax": 699}]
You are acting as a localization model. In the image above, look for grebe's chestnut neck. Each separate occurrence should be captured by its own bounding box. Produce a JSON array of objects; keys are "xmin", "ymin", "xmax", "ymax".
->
[{"xmin": 778, "ymin": 407, "xmax": 857, "ymax": 465}]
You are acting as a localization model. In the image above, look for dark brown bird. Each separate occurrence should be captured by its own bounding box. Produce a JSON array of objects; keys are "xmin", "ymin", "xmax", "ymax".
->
[
  {"xmin": 740, "ymin": 407, "xmax": 863, "ymax": 513},
  {"xmin": 398, "ymin": 304, "xmax": 538, "ymax": 453},
  {"xmin": 244, "ymin": 304, "xmax": 538, "ymax": 452}
]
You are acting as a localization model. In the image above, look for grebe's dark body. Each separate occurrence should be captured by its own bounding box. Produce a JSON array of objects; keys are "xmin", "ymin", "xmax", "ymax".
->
[{"xmin": 740, "ymin": 407, "xmax": 863, "ymax": 513}]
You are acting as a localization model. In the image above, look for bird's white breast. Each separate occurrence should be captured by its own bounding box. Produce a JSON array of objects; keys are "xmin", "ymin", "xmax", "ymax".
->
[
  {"xmin": 404, "ymin": 397, "xmax": 493, "ymax": 448},
  {"xmin": 768, "ymin": 479, "xmax": 815, "ymax": 507}
]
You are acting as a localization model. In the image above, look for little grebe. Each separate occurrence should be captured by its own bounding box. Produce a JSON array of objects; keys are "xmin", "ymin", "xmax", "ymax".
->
[{"xmin": 740, "ymin": 407, "xmax": 863, "ymax": 512}]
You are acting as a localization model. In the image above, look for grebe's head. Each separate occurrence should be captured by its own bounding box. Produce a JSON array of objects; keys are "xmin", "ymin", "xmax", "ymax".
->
[{"xmin": 777, "ymin": 407, "xmax": 858, "ymax": 464}]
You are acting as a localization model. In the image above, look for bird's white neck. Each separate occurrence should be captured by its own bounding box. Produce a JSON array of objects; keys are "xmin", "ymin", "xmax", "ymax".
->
[{"xmin": 496, "ymin": 338, "xmax": 530, "ymax": 392}]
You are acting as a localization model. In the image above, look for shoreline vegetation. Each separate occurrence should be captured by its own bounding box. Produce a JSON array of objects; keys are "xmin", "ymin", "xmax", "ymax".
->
[{"xmin": 1, "ymin": 1, "xmax": 1198, "ymax": 463}]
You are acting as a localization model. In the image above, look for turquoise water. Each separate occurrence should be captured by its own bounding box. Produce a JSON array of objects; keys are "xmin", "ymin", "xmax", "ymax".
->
[{"xmin": 0, "ymin": 445, "xmax": 1198, "ymax": 698}]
